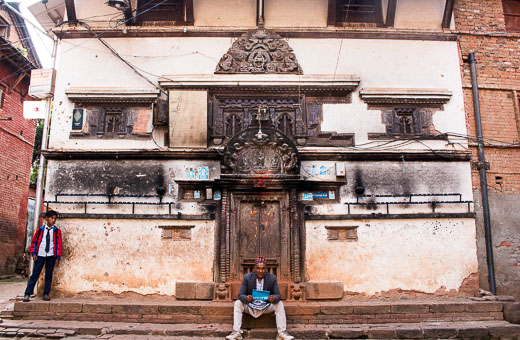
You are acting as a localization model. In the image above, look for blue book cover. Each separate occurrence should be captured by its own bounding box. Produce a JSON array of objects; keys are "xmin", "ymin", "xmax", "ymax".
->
[{"xmin": 252, "ymin": 289, "xmax": 270, "ymax": 301}]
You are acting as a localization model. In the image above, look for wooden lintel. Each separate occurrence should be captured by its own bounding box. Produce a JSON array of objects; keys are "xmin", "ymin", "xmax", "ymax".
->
[
  {"xmin": 386, "ymin": 0, "xmax": 397, "ymax": 27},
  {"xmin": 442, "ymin": 0, "xmax": 455, "ymax": 29},
  {"xmin": 65, "ymin": 0, "xmax": 78, "ymax": 25},
  {"xmin": 8, "ymin": 72, "xmax": 26, "ymax": 94}
]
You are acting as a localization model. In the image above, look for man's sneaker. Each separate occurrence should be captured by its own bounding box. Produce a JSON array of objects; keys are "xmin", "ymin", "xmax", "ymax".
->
[
  {"xmin": 276, "ymin": 332, "xmax": 294, "ymax": 340},
  {"xmin": 22, "ymin": 295, "xmax": 30, "ymax": 302},
  {"xmin": 225, "ymin": 330, "xmax": 243, "ymax": 340},
  {"xmin": 43, "ymin": 294, "xmax": 50, "ymax": 301}
]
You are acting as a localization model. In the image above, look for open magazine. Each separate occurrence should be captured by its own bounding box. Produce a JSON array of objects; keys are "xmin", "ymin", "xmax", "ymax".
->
[{"xmin": 248, "ymin": 289, "xmax": 271, "ymax": 310}]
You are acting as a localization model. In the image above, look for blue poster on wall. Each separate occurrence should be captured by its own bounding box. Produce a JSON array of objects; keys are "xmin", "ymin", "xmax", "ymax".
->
[{"xmin": 198, "ymin": 166, "xmax": 209, "ymax": 180}]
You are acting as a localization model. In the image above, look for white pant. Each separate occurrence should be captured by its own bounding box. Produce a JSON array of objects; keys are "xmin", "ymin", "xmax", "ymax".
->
[{"xmin": 233, "ymin": 299, "xmax": 287, "ymax": 333}]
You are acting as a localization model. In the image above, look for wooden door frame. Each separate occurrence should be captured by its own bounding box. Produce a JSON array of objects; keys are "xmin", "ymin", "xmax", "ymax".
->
[{"xmin": 215, "ymin": 187, "xmax": 303, "ymax": 284}]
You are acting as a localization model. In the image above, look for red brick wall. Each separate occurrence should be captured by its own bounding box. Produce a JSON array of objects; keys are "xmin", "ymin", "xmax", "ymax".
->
[
  {"xmin": 0, "ymin": 61, "xmax": 37, "ymax": 275},
  {"xmin": 455, "ymin": 0, "xmax": 520, "ymax": 193}
]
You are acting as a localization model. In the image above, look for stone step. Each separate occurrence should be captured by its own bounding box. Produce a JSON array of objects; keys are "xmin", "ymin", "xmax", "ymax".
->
[
  {"xmin": 12, "ymin": 299, "xmax": 507, "ymax": 325},
  {"xmin": 1, "ymin": 319, "xmax": 519, "ymax": 339}
]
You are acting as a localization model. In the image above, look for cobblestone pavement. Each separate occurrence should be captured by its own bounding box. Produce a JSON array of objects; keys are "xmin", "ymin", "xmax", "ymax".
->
[{"xmin": 0, "ymin": 278, "xmax": 26, "ymax": 312}]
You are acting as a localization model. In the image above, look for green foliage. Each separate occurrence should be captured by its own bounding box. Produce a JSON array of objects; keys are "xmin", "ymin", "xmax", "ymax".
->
[{"xmin": 30, "ymin": 120, "xmax": 43, "ymax": 186}]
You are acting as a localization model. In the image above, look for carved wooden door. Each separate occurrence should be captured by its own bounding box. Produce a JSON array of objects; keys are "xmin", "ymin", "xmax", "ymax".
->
[
  {"xmin": 229, "ymin": 193, "xmax": 291, "ymax": 282},
  {"xmin": 239, "ymin": 200, "xmax": 281, "ymax": 276}
]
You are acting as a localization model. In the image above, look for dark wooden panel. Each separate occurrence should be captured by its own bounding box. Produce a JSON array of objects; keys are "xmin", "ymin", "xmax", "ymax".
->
[
  {"xmin": 503, "ymin": 0, "xmax": 520, "ymax": 31},
  {"xmin": 239, "ymin": 201, "xmax": 260, "ymax": 259},
  {"xmin": 442, "ymin": 0, "xmax": 455, "ymax": 29},
  {"xmin": 386, "ymin": 0, "xmax": 397, "ymax": 27},
  {"xmin": 260, "ymin": 201, "xmax": 281, "ymax": 259}
]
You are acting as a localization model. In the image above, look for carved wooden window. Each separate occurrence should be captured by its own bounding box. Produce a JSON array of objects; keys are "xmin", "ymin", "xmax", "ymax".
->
[
  {"xmin": 368, "ymin": 107, "xmax": 437, "ymax": 140},
  {"xmin": 276, "ymin": 112, "xmax": 294, "ymax": 136},
  {"xmin": 70, "ymin": 104, "xmax": 150, "ymax": 139},
  {"xmin": 328, "ymin": 0, "xmax": 383, "ymax": 26},
  {"xmin": 225, "ymin": 112, "xmax": 243, "ymax": 136},
  {"xmin": 159, "ymin": 225, "xmax": 194, "ymax": 240},
  {"xmin": 325, "ymin": 226, "xmax": 358, "ymax": 241},
  {"xmin": 209, "ymin": 93, "xmax": 354, "ymax": 147},
  {"xmin": 503, "ymin": 0, "xmax": 520, "ymax": 31},
  {"xmin": 104, "ymin": 108, "xmax": 124, "ymax": 136},
  {"xmin": 136, "ymin": 0, "xmax": 193, "ymax": 25},
  {"xmin": 396, "ymin": 108, "xmax": 415, "ymax": 136}
]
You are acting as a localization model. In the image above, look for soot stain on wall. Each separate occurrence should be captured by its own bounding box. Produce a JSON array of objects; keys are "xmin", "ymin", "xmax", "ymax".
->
[{"xmin": 50, "ymin": 160, "xmax": 169, "ymax": 196}]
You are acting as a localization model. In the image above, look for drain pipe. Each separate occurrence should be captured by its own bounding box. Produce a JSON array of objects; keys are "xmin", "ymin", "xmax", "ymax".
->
[{"xmin": 468, "ymin": 52, "xmax": 497, "ymax": 295}]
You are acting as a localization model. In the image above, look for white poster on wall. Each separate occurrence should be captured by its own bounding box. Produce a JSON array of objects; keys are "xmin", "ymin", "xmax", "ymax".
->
[{"xmin": 23, "ymin": 101, "xmax": 46, "ymax": 119}]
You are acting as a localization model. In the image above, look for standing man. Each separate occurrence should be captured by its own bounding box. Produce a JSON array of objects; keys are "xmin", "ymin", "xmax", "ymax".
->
[
  {"xmin": 226, "ymin": 256, "xmax": 294, "ymax": 340},
  {"xmin": 23, "ymin": 210, "xmax": 62, "ymax": 302}
]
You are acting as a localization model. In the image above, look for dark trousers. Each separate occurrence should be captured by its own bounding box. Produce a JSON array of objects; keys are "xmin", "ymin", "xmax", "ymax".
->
[{"xmin": 24, "ymin": 256, "xmax": 56, "ymax": 295}]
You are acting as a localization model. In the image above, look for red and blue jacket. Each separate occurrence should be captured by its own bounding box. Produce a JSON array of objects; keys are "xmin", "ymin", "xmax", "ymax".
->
[{"xmin": 29, "ymin": 226, "xmax": 62, "ymax": 259}]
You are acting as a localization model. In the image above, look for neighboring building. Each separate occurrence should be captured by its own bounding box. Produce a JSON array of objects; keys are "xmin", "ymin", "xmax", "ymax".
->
[
  {"xmin": 454, "ymin": 0, "xmax": 520, "ymax": 299},
  {"xmin": 0, "ymin": 2, "xmax": 41, "ymax": 275},
  {"xmin": 30, "ymin": 0, "xmax": 479, "ymax": 299}
]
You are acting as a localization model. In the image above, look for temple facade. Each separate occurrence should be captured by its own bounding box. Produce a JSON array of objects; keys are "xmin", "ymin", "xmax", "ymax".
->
[{"xmin": 30, "ymin": 0, "xmax": 479, "ymax": 299}]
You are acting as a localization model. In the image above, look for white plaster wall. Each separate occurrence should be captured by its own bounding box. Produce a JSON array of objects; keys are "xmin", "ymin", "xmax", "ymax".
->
[
  {"xmin": 51, "ymin": 37, "xmax": 465, "ymax": 150},
  {"xmin": 305, "ymin": 218, "xmax": 478, "ymax": 295},
  {"xmin": 394, "ymin": 0, "xmax": 446, "ymax": 30},
  {"xmin": 53, "ymin": 219, "xmax": 214, "ymax": 295},
  {"xmin": 194, "ymin": 0, "xmax": 256, "ymax": 27},
  {"xmin": 264, "ymin": 0, "xmax": 328, "ymax": 28}
]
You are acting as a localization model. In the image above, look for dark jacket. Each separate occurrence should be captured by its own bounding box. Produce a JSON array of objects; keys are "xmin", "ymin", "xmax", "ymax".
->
[
  {"xmin": 29, "ymin": 225, "xmax": 62, "ymax": 259},
  {"xmin": 238, "ymin": 272, "xmax": 281, "ymax": 304}
]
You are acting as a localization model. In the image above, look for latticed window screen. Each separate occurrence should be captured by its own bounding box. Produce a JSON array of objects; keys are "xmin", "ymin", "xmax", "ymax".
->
[{"xmin": 104, "ymin": 108, "xmax": 124, "ymax": 135}]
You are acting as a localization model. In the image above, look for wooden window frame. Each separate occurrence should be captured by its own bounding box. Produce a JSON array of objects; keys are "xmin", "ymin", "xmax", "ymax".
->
[
  {"xmin": 135, "ymin": 0, "xmax": 193, "ymax": 26},
  {"xmin": 328, "ymin": 0, "xmax": 384, "ymax": 27}
]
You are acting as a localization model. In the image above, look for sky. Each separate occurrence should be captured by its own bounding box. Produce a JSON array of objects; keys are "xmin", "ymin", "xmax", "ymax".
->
[{"xmin": 16, "ymin": 0, "xmax": 55, "ymax": 68}]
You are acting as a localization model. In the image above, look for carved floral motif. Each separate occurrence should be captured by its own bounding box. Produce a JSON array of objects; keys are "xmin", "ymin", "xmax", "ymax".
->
[
  {"xmin": 222, "ymin": 127, "xmax": 300, "ymax": 175},
  {"xmin": 215, "ymin": 28, "xmax": 303, "ymax": 74}
]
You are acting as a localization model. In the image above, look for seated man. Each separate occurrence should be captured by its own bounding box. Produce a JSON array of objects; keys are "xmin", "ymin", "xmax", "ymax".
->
[{"xmin": 226, "ymin": 256, "xmax": 294, "ymax": 340}]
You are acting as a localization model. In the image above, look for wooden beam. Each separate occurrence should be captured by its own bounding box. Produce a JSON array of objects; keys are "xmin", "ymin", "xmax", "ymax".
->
[
  {"xmin": 327, "ymin": 0, "xmax": 336, "ymax": 26},
  {"xmin": 64, "ymin": 0, "xmax": 77, "ymax": 25},
  {"xmin": 8, "ymin": 72, "xmax": 26, "ymax": 94},
  {"xmin": 386, "ymin": 0, "xmax": 397, "ymax": 27},
  {"xmin": 185, "ymin": 0, "xmax": 194, "ymax": 25},
  {"xmin": 442, "ymin": 0, "xmax": 455, "ymax": 29}
]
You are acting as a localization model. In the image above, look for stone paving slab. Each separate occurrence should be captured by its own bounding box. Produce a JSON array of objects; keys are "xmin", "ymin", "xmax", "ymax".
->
[{"xmin": 1, "ymin": 319, "xmax": 520, "ymax": 339}]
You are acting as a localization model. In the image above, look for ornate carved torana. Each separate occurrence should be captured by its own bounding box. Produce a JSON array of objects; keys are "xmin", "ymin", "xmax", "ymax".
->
[
  {"xmin": 222, "ymin": 126, "xmax": 300, "ymax": 176},
  {"xmin": 215, "ymin": 28, "xmax": 303, "ymax": 74}
]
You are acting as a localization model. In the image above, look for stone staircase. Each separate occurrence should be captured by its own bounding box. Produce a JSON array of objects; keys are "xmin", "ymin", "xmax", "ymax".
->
[{"xmin": 3, "ymin": 298, "xmax": 520, "ymax": 339}]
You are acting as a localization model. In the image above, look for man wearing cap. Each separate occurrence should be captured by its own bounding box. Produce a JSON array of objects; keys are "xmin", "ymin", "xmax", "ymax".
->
[{"xmin": 226, "ymin": 256, "xmax": 294, "ymax": 340}]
